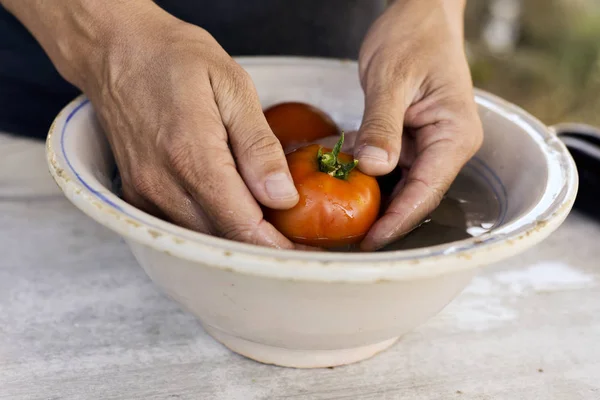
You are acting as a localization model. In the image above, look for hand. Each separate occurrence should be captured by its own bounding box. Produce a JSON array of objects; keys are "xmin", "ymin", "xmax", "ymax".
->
[
  {"xmin": 78, "ymin": 6, "xmax": 301, "ymax": 249},
  {"xmin": 354, "ymin": 0, "xmax": 483, "ymax": 251}
]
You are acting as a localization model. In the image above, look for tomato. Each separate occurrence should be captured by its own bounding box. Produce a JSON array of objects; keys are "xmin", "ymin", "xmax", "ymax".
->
[
  {"xmin": 264, "ymin": 102, "xmax": 340, "ymax": 149},
  {"xmin": 265, "ymin": 133, "xmax": 381, "ymax": 248}
]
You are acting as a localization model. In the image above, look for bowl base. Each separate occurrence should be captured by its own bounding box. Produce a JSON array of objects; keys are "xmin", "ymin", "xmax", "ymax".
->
[{"xmin": 204, "ymin": 325, "xmax": 398, "ymax": 369}]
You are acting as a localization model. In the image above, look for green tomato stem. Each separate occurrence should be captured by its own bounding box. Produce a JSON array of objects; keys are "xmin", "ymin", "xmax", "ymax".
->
[{"xmin": 317, "ymin": 132, "xmax": 359, "ymax": 180}]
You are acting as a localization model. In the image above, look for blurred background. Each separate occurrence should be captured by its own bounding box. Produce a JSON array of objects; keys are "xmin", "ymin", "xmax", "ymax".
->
[{"xmin": 465, "ymin": 0, "xmax": 600, "ymax": 127}]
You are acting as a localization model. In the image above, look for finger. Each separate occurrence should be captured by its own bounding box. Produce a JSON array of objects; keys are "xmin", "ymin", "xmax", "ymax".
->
[
  {"xmin": 187, "ymin": 145, "xmax": 294, "ymax": 248},
  {"xmin": 354, "ymin": 85, "xmax": 406, "ymax": 176},
  {"xmin": 213, "ymin": 64, "xmax": 299, "ymax": 210},
  {"xmin": 361, "ymin": 115, "xmax": 482, "ymax": 251},
  {"xmin": 164, "ymin": 94, "xmax": 295, "ymax": 249},
  {"xmin": 122, "ymin": 170, "xmax": 215, "ymax": 234},
  {"xmin": 300, "ymin": 130, "xmax": 416, "ymax": 167},
  {"xmin": 294, "ymin": 244, "xmax": 326, "ymax": 252}
]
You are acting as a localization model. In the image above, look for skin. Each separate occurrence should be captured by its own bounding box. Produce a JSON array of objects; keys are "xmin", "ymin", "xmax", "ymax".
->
[
  {"xmin": 356, "ymin": 0, "xmax": 483, "ymax": 250},
  {"xmin": 265, "ymin": 143, "xmax": 380, "ymax": 248},
  {"xmin": 2, "ymin": 0, "xmax": 482, "ymax": 251}
]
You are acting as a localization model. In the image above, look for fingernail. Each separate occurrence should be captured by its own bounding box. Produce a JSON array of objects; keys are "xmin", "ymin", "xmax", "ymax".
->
[
  {"xmin": 358, "ymin": 146, "xmax": 389, "ymax": 165},
  {"xmin": 265, "ymin": 173, "xmax": 298, "ymax": 201}
]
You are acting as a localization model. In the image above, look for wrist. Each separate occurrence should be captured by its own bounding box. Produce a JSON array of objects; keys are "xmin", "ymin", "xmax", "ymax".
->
[
  {"xmin": 56, "ymin": 1, "xmax": 171, "ymax": 91},
  {"xmin": 2, "ymin": 0, "xmax": 168, "ymax": 90},
  {"xmin": 387, "ymin": 0, "xmax": 465, "ymax": 39},
  {"xmin": 389, "ymin": 0, "xmax": 466, "ymax": 14}
]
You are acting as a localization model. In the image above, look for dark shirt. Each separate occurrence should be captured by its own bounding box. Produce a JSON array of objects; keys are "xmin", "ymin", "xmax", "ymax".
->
[{"xmin": 0, "ymin": 1, "xmax": 385, "ymax": 139}]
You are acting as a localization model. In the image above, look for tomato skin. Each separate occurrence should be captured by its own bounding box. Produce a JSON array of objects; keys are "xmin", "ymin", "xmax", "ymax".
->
[
  {"xmin": 264, "ymin": 144, "xmax": 381, "ymax": 248},
  {"xmin": 264, "ymin": 102, "xmax": 340, "ymax": 149}
]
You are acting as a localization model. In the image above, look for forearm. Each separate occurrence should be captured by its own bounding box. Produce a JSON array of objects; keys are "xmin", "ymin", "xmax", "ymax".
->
[
  {"xmin": 390, "ymin": 0, "xmax": 466, "ymax": 14},
  {"xmin": 1, "ymin": 0, "xmax": 159, "ymax": 89},
  {"xmin": 388, "ymin": 0, "xmax": 466, "ymax": 37}
]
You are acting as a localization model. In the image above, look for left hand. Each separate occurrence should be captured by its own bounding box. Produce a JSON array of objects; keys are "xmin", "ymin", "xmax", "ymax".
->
[{"xmin": 354, "ymin": 0, "xmax": 484, "ymax": 251}]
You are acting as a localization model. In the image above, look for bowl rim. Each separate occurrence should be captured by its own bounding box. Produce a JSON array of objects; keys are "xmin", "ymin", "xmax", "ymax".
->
[{"xmin": 45, "ymin": 56, "xmax": 579, "ymax": 282}]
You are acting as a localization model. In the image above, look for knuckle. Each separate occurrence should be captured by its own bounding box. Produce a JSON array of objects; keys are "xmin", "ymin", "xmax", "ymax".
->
[
  {"xmin": 451, "ymin": 114, "xmax": 484, "ymax": 157},
  {"xmin": 220, "ymin": 221, "xmax": 258, "ymax": 243},
  {"xmin": 389, "ymin": 58, "xmax": 415, "ymax": 86},
  {"xmin": 431, "ymin": 115, "xmax": 482, "ymax": 159},
  {"xmin": 360, "ymin": 115, "xmax": 402, "ymax": 150},
  {"xmin": 213, "ymin": 62, "xmax": 261, "ymax": 121},
  {"xmin": 362, "ymin": 114, "xmax": 399, "ymax": 136},
  {"xmin": 368, "ymin": 46, "xmax": 410, "ymax": 78},
  {"xmin": 127, "ymin": 167, "xmax": 160, "ymax": 202},
  {"xmin": 236, "ymin": 132, "xmax": 283, "ymax": 163},
  {"xmin": 229, "ymin": 65, "xmax": 253, "ymax": 88},
  {"xmin": 407, "ymin": 176, "xmax": 445, "ymax": 206},
  {"xmin": 468, "ymin": 116, "xmax": 485, "ymax": 154},
  {"xmin": 465, "ymin": 130, "xmax": 483, "ymax": 157},
  {"xmin": 373, "ymin": 50, "xmax": 418, "ymax": 90},
  {"xmin": 435, "ymin": 134, "xmax": 474, "ymax": 162},
  {"xmin": 165, "ymin": 140, "xmax": 235, "ymax": 191},
  {"xmin": 219, "ymin": 218, "xmax": 266, "ymax": 245},
  {"xmin": 162, "ymin": 134, "xmax": 236, "ymax": 197},
  {"xmin": 162, "ymin": 136, "xmax": 195, "ymax": 174},
  {"xmin": 222, "ymin": 63, "xmax": 255, "ymax": 97}
]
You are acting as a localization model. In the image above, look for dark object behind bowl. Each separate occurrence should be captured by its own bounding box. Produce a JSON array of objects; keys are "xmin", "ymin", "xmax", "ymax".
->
[{"xmin": 555, "ymin": 124, "xmax": 600, "ymax": 222}]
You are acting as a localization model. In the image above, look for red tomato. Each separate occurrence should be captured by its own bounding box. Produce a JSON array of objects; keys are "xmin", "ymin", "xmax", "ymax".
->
[
  {"xmin": 264, "ymin": 134, "xmax": 381, "ymax": 248},
  {"xmin": 264, "ymin": 102, "xmax": 340, "ymax": 149}
]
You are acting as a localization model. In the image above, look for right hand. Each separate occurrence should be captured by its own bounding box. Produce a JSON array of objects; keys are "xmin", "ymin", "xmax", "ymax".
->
[{"xmin": 80, "ymin": 9, "xmax": 301, "ymax": 249}]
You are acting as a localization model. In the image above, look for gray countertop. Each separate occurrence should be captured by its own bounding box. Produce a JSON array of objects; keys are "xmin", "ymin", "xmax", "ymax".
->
[{"xmin": 1, "ymin": 133, "xmax": 599, "ymax": 400}]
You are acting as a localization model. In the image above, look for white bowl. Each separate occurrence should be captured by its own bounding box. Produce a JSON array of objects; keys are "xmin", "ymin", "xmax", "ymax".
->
[{"xmin": 46, "ymin": 57, "xmax": 578, "ymax": 368}]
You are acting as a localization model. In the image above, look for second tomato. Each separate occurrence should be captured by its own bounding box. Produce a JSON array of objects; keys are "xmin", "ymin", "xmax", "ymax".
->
[{"xmin": 264, "ymin": 102, "xmax": 340, "ymax": 149}]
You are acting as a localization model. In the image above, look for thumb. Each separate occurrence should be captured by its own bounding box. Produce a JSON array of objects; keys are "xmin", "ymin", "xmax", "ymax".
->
[
  {"xmin": 355, "ymin": 86, "xmax": 406, "ymax": 176},
  {"xmin": 214, "ymin": 65, "xmax": 299, "ymax": 210}
]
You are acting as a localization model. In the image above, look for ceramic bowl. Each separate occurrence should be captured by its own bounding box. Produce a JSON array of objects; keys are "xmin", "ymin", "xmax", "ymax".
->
[{"xmin": 46, "ymin": 57, "xmax": 578, "ymax": 368}]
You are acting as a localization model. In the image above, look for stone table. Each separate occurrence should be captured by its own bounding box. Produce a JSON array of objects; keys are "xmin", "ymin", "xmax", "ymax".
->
[{"xmin": 1, "ymin": 133, "xmax": 599, "ymax": 400}]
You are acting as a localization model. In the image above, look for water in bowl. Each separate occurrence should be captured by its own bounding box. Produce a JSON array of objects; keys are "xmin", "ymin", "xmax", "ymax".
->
[
  {"xmin": 379, "ymin": 166, "xmax": 501, "ymax": 251},
  {"xmin": 325, "ymin": 162, "xmax": 502, "ymax": 252}
]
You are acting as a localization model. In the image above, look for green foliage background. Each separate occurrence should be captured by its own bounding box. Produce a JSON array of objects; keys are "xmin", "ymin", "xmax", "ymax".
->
[{"xmin": 465, "ymin": 0, "xmax": 600, "ymax": 126}]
